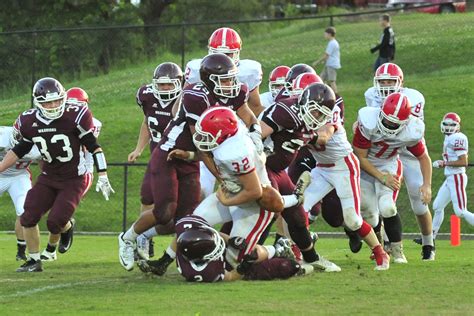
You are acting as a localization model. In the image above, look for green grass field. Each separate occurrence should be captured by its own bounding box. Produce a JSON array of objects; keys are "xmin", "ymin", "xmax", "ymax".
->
[
  {"xmin": 0, "ymin": 12, "xmax": 473, "ymax": 234},
  {"xmin": 1, "ymin": 234, "xmax": 473, "ymax": 315}
]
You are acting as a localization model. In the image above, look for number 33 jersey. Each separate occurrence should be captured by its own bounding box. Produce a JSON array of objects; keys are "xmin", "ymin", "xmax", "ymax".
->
[
  {"xmin": 212, "ymin": 129, "xmax": 270, "ymax": 188},
  {"xmin": 14, "ymin": 105, "xmax": 95, "ymax": 180}
]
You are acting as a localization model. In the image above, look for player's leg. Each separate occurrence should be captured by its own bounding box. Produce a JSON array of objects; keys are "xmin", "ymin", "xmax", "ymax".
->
[
  {"xmin": 17, "ymin": 176, "xmax": 56, "ymax": 272},
  {"xmin": 199, "ymin": 161, "xmax": 216, "ymax": 199},
  {"xmin": 449, "ymin": 174, "xmax": 474, "ymax": 225},
  {"xmin": 432, "ymin": 178, "xmax": 451, "ymax": 239}
]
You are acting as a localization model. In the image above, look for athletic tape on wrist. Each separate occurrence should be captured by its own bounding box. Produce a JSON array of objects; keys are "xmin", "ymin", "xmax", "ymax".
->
[{"xmin": 93, "ymin": 151, "xmax": 107, "ymax": 172}]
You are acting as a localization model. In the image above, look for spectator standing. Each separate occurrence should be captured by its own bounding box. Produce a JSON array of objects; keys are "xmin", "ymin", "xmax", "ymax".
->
[
  {"xmin": 313, "ymin": 27, "xmax": 340, "ymax": 93},
  {"xmin": 371, "ymin": 14, "xmax": 396, "ymax": 71}
]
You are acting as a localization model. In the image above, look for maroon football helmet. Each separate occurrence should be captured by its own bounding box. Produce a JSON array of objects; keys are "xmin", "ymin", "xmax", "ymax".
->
[
  {"xmin": 177, "ymin": 226, "xmax": 225, "ymax": 263},
  {"xmin": 285, "ymin": 64, "xmax": 316, "ymax": 94},
  {"xmin": 32, "ymin": 77, "xmax": 67, "ymax": 120},
  {"xmin": 200, "ymin": 53, "xmax": 240, "ymax": 98},
  {"xmin": 152, "ymin": 62, "xmax": 183, "ymax": 102},
  {"xmin": 299, "ymin": 83, "xmax": 335, "ymax": 130}
]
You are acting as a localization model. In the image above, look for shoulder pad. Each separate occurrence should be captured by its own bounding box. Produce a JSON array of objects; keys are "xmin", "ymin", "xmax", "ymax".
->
[
  {"xmin": 185, "ymin": 59, "xmax": 202, "ymax": 84},
  {"xmin": 358, "ymin": 106, "xmax": 379, "ymax": 130},
  {"xmin": 404, "ymin": 117, "xmax": 425, "ymax": 141}
]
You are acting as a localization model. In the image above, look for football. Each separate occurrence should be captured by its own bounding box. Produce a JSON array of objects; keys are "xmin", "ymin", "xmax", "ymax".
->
[{"xmin": 257, "ymin": 185, "xmax": 284, "ymax": 213}]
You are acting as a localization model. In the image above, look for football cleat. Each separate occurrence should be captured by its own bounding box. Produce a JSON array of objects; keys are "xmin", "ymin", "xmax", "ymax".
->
[
  {"xmin": 413, "ymin": 237, "xmax": 422, "ymax": 245},
  {"xmin": 295, "ymin": 263, "xmax": 314, "ymax": 276},
  {"xmin": 16, "ymin": 259, "xmax": 43, "ymax": 272},
  {"xmin": 40, "ymin": 249, "xmax": 57, "ymax": 262},
  {"xmin": 390, "ymin": 243, "xmax": 408, "ymax": 264},
  {"xmin": 307, "ymin": 255, "xmax": 341, "ymax": 272},
  {"xmin": 422, "ymin": 245, "xmax": 436, "ymax": 261},
  {"xmin": 294, "ymin": 171, "xmax": 312, "ymax": 206},
  {"xmin": 275, "ymin": 238, "xmax": 296, "ymax": 260},
  {"xmin": 149, "ymin": 238, "xmax": 155, "ymax": 258},
  {"xmin": 310, "ymin": 231, "xmax": 319, "ymax": 245},
  {"xmin": 374, "ymin": 251, "xmax": 390, "ymax": 271},
  {"xmin": 291, "ymin": 243, "xmax": 303, "ymax": 262},
  {"xmin": 16, "ymin": 244, "xmax": 27, "ymax": 261},
  {"xmin": 118, "ymin": 232, "xmax": 136, "ymax": 271},
  {"xmin": 142, "ymin": 253, "xmax": 175, "ymax": 276},
  {"xmin": 345, "ymin": 229, "xmax": 363, "ymax": 254},
  {"xmin": 58, "ymin": 218, "xmax": 75, "ymax": 254},
  {"xmin": 136, "ymin": 234, "xmax": 150, "ymax": 260}
]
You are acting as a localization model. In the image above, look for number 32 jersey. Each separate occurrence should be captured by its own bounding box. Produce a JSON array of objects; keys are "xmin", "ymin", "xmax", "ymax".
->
[{"xmin": 15, "ymin": 105, "xmax": 95, "ymax": 180}]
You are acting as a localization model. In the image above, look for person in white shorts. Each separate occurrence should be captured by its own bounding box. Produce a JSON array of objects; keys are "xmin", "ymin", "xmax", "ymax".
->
[
  {"xmin": 0, "ymin": 126, "xmax": 40, "ymax": 261},
  {"xmin": 353, "ymin": 92, "xmax": 434, "ymax": 262},
  {"xmin": 432, "ymin": 112, "xmax": 473, "ymax": 238}
]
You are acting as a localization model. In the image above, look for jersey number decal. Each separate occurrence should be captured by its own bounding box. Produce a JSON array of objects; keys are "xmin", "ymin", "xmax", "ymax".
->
[
  {"xmin": 413, "ymin": 103, "xmax": 422, "ymax": 114},
  {"xmin": 374, "ymin": 141, "xmax": 398, "ymax": 159},
  {"xmin": 454, "ymin": 139, "xmax": 465, "ymax": 149},
  {"xmin": 32, "ymin": 134, "xmax": 73, "ymax": 163},
  {"xmin": 147, "ymin": 117, "xmax": 162, "ymax": 142},
  {"xmin": 232, "ymin": 157, "xmax": 250, "ymax": 173}
]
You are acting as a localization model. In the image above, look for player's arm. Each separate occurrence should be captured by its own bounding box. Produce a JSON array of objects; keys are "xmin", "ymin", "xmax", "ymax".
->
[
  {"xmin": 236, "ymin": 103, "xmax": 259, "ymax": 128},
  {"xmin": 312, "ymin": 124, "xmax": 336, "ymax": 146},
  {"xmin": 216, "ymin": 170, "xmax": 263, "ymax": 206},
  {"xmin": 260, "ymin": 120, "xmax": 275, "ymax": 139},
  {"xmin": 128, "ymin": 117, "xmax": 150, "ymax": 163},
  {"xmin": 0, "ymin": 150, "xmax": 20, "ymax": 172},
  {"xmin": 443, "ymin": 154, "xmax": 468, "ymax": 167},
  {"xmin": 408, "ymin": 141, "xmax": 432, "ymax": 204},
  {"xmin": 247, "ymin": 88, "xmax": 264, "ymax": 118},
  {"xmin": 0, "ymin": 138, "xmax": 34, "ymax": 172}
]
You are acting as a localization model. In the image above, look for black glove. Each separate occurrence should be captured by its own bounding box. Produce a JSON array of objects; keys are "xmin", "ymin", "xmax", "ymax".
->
[
  {"xmin": 228, "ymin": 236, "xmax": 248, "ymax": 251},
  {"xmin": 236, "ymin": 249, "xmax": 259, "ymax": 275}
]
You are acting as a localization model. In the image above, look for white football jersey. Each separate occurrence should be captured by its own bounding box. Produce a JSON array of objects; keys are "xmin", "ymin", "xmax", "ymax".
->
[
  {"xmin": 84, "ymin": 117, "xmax": 102, "ymax": 174},
  {"xmin": 443, "ymin": 132, "xmax": 468, "ymax": 176},
  {"xmin": 259, "ymin": 91, "xmax": 275, "ymax": 110},
  {"xmin": 212, "ymin": 129, "xmax": 270, "ymax": 188},
  {"xmin": 308, "ymin": 105, "xmax": 352, "ymax": 165},
  {"xmin": 364, "ymin": 87, "xmax": 425, "ymax": 120},
  {"xmin": 0, "ymin": 126, "xmax": 41, "ymax": 177},
  {"xmin": 356, "ymin": 107, "xmax": 425, "ymax": 167},
  {"xmin": 185, "ymin": 58, "xmax": 263, "ymax": 92}
]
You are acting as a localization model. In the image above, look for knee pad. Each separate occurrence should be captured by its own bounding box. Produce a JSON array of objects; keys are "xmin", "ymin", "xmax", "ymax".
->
[
  {"xmin": 408, "ymin": 193, "xmax": 429, "ymax": 216},
  {"xmin": 379, "ymin": 197, "xmax": 397, "ymax": 218},
  {"xmin": 342, "ymin": 208, "xmax": 362, "ymax": 231},
  {"xmin": 361, "ymin": 211, "xmax": 379, "ymax": 228}
]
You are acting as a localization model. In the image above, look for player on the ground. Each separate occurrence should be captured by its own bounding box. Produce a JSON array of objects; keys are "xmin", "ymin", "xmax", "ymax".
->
[
  {"xmin": 118, "ymin": 54, "xmax": 263, "ymax": 272},
  {"xmin": 126, "ymin": 62, "xmax": 183, "ymax": 259},
  {"xmin": 185, "ymin": 27, "xmax": 263, "ymax": 116},
  {"xmin": 0, "ymin": 126, "xmax": 40, "ymax": 261},
  {"xmin": 39, "ymin": 87, "xmax": 102, "ymax": 262},
  {"xmin": 431, "ymin": 113, "xmax": 474, "ymax": 238},
  {"xmin": 0, "ymin": 77, "xmax": 114, "ymax": 272},
  {"xmin": 260, "ymin": 82, "xmax": 342, "ymax": 272},
  {"xmin": 364, "ymin": 63, "xmax": 435, "ymax": 252},
  {"xmin": 353, "ymin": 92, "xmax": 434, "ymax": 262},
  {"xmin": 259, "ymin": 65, "xmax": 290, "ymax": 110},
  {"xmin": 296, "ymin": 84, "xmax": 390, "ymax": 270}
]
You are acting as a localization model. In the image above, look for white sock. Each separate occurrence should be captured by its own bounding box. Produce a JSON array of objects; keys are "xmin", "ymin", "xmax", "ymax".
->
[
  {"xmin": 30, "ymin": 252, "xmax": 40, "ymax": 261},
  {"xmin": 166, "ymin": 246, "xmax": 176, "ymax": 259},
  {"xmin": 123, "ymin": 224, "xmax": 138, "ymax": 242},
  {"xmin": 142, "ymin": 227, "xmax": 158, "ymax": 239},
  {"xmin": 282, "ymin": 194, "xmax": 298, "ymax": 208},
  {"xmin": 421, "ymin": 233, "xmax": 434, "ymax": 246},
  {"xmin": 264, "ymin": 245, "xmax": 276, "ymax": 259}
]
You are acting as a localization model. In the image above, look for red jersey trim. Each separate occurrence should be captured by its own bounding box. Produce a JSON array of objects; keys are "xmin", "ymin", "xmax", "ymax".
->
[
  {"xmin": 352, "ymin": 125, "xmax": 371, "ymax": 149},
  {"xmin": 407, "ymin": 141, "xmax": 426, "ymax": 157}
]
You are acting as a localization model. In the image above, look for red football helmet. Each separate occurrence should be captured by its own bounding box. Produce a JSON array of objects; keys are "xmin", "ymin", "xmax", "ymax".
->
[
  {"xmin": 377, "ymin": 92, "xmax": 412, "ymax": 136},
  {"xmin": 67, "ymin": 87, "xmax": 89, "ymax": 107},
  {"xmin": 268, "ymin": 65, "xmax": 290, "ymax": 97},
  {"xmin": 374, "ymin": 63, "xmax": 404, "ymax": 100},
  {"xmin": 208, "ymin": 27, "xmax": 242, "ymax": 65},
  {"xmin": 441, "ymin": 112, "xmax": 461, "ymax": 135},
  {"xmin": 290, "ymin": 73, "xmax": 323, "ymax": 97},
  {"xmin": 193, "ymin": 106, "xmax": 239, "ymax": 151}
]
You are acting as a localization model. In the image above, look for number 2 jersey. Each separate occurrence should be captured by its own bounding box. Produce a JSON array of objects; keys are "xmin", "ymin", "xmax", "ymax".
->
[
  {"xmin": 0, "ymin": 126, "xmax": 41, "ymax": 177},
  {"xmin": 13, "ymin": 105, "xmax": 95, "ymax": 180},
  {"xmin": 442, "ymin": 132, "xmax": 469, "ymax": 176}
]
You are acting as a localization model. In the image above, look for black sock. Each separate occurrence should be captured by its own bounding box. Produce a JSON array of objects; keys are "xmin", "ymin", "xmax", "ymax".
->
[
  {"xmin": 273, "ymin": 233, "xmax": 285, "ymax": 245},
  {"xmin": 383, "ymin": 214, "xmax": 402, "ymax": 243},
  {"xmin": 46, "ymin": 243, "xmax": 57, "ymax": 253},
  {"xmin": 301, "ymin": 248, "xmax": 318, "ymax": 263}
]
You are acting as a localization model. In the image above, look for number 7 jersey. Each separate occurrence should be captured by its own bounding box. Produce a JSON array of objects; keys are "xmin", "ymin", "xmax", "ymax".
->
[{"xmin": 15, "ymin": 105, "xmax": 95, "ymax": 180}]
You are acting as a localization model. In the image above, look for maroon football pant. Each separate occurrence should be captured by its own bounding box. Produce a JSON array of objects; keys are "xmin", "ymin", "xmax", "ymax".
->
[
  {"xmin": 21, "ymin": 174, "xmax": 87, "ymax": 234},
  {"xmin": 244, "ymin": 258, "xmax": 300, "ymax": 281},
  {"xmin": 140, "ymin": 164, "xmax": 154, "ymax": 205},
  {"xmin": 150, "ymin": 149, "xmax": 201, "ymax": 225}
]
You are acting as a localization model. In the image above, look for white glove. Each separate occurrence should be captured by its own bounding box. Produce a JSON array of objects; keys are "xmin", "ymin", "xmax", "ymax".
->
[
  {"xmin": 96, "ymin": 175, "xmax": 115, "ymax": 201},
  {"xmin": 222, "ymin": 180, "xmax": 242, "ymax": 194},
  {"xmin": 432, "ymin": 160, "xmax": 445, "ymax": 168},
  {"xmin": 282, "ymin": 139, "xmax": 304, "ymax": 154},
  {"xmin": 249, "ymin": 124, "xmax": 264, "ymax": 155}
]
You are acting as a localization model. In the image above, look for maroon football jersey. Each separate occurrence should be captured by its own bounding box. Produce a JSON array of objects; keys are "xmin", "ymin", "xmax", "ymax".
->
[
  {"xmin": 261, "ymin": 97, "xmax": 313, "ymax": 171},
  {"xmin": 160, "ymin": 82, "xmax": 249, "ymax": 152},
  {"xmin": 15, "ymin": 105, "xmax": 94, "ymax": 180},
  {"xmin": 136, "ymin": 84, "xmax": 174, "ymax": 151},
  {"xmin": 274, "ymin": 88, "xmax": 291, "ymax": 102},
  {"xmin": 175, "ymin": 215, "xmax": 226, "ymax": 283}
]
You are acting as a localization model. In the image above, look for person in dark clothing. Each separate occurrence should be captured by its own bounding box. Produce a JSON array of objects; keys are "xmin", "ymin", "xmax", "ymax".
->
[{"xmin": 371, "ymin": 14, "xmax": 395, "ymax": 72}]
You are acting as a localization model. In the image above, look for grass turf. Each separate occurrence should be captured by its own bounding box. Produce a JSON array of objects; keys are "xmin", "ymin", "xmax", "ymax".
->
[{"xmin": 0, "ymin": 234, "xmax": 473, "ymax": 315}]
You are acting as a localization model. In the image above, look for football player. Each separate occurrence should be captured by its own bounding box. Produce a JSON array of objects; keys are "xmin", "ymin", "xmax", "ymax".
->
[
  {"xmin": 39, "ymin": 87, "xmax": 102, "ymax": 262},
  {"xmin": 364, "ymin": 63, "xmax": 435, "ymax": 253},
  {"xmin": 260, "ymin": 82, "xmax": 341, "ymax": 272},
  {"xmin": 296, "ymin": 84, "xmax": 390, "ymax": 270},
  {"xmin": 274, "ymin": 63, "xmax": 316, "ymax": 102},
  {"xmin": 118, "ymin": 54, "xmax": 263, "ymax": 272},
  {"xmin": 432, "ymin": 113, "xmax": 474, "ymax": 238},
  {"xmin": 185, "ymin": 27, "xmax": 263, "ymax": 116},
  {"xmin": 259, "ymin": 65, "xmax": 290, "ymax": 110},
  {"xmin": 0, "ymin": 77, "xmax": 114, "ymax": 272},
  {"xmin": 353, "ymin": 93, "xmax": 434, "ymax": 262},
  {"xmin": 0, "ymin": 125, "xmax": 40, "ymax": 261},
  {"xmin": 127, "ymin": 62, "xmax": 183, "ymax": 259}
]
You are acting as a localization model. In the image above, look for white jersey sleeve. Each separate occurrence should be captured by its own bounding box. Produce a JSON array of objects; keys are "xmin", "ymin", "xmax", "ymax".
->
[
  {"xmin": 364, "ymin": 87, "xmax": 382, "ymax": 108},
  {"xmin": 259, "ymin": 91, "xmax": 275, "ymax": 110},
  {"xmin": 0, "ymin": 126, "xmax": 39, "ymax": 177},
  {"xmin": 444, "ymin": 132, "xmax": 468, "ymax": 176},
  {"xmin": 402, "ymin": 87, "xmax": 425, "ymax": 120},
  {"xmin": 92, "ymin": 117, "xmax": 102, "ymax": 138},
  {"xmin": 85, "ymin": 117, "xmax": 103, "ymax": 174},
  {"xmin": 238, "ymin": 59, "xmax": 263, "ymax": 92},
  {"xmin": 184, "ymin": 59, "xmax": 202, "ymax": 85}
]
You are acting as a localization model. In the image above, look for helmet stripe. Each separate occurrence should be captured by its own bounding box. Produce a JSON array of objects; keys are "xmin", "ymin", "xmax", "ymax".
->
[
  {"xmin": 392, "ymin": 93, "xmax": 404, "ymax": 116},
  {"xmin": 222, "ymin": 28, "xmax": 227, "ymax": 47},
  {"xmin": 383, "ymin": 63, "xmax": 389, "ymax": 75}
]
